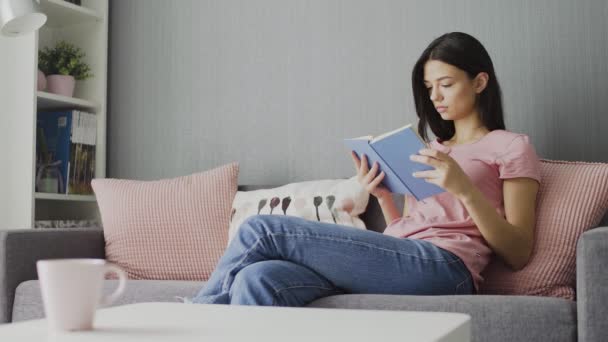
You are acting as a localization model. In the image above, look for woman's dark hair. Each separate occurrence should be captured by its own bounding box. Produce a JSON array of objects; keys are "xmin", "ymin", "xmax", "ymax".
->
[{"xmin": 412, "ymin": 32, "xmax": 505, "ymax": 142}]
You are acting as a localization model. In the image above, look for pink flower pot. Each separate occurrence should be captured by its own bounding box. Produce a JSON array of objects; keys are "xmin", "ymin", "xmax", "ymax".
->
[
  {"xmin": 37, "ymin": 70, "xmax": 46, "ymax": 91},
  {"xmin": 46, "ymin": 75, "xmax": 76, "ymax": 97}
]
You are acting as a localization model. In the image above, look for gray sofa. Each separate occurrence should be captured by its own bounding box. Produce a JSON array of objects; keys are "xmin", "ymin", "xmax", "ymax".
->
[{"xmin": 1, "ymin": 185, "xmax": 607, "ymax": 342}]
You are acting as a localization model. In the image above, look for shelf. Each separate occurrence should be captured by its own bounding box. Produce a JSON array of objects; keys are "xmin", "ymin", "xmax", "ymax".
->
[
  {"xmin": 37, "ymin": 91, "xmax": 97, "ymax": 111},
  {"xmin": 35, "ymin": 192, "xmax": 96, "ymax": 202},
  {"xmin": 39, "ymin": 0, "xmax": 102, "ymax": 28},
  {"xmin": 0, "ymin": 0, "xmax": 107, "ymax": 230}
]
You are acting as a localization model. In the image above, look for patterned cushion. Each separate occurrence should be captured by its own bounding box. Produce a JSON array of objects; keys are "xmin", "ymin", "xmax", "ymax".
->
[
  {"xmin": 92, "ymin": 163, "xmax": 239, "ymax": 281},
  {"xmin": 228, "ymin": 176, "xmax": 369, "ymax": 245},
  {"xmin": 479, "ymin": 159, "xmax": 608, "ymax": 300}
]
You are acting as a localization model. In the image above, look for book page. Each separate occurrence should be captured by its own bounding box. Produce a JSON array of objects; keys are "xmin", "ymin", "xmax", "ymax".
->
[
  {"xmin": 350, "ymin": 135, "xmax": 373, "ymax": 141},
  {"xmin": 370, "ymin": 124, "xmax": 413, "ymax": 143}
]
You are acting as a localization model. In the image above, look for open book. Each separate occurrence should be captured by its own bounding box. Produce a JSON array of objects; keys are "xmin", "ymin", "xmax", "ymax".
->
[{"xmin": 344, "ymin": 124, "xmax": 445, "ymax": 201}]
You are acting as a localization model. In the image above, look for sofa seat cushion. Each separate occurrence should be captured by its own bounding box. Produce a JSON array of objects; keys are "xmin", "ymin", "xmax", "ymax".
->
[
  {"xmin": 12, "ymin": 280, "xmax": 203, "ymax": 322},
  {"xmin": 13, "ymin": 280, "xmax": 576, "ymax": 342},
  {"xmin": 309, "ymin": 294, "xmax": 576, "ymax": 342}
]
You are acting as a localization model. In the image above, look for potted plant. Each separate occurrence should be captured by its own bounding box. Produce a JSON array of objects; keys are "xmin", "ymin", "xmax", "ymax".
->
[{"xmin": 38, "ymin": 41, "xmax": 93, "ymax": 97}]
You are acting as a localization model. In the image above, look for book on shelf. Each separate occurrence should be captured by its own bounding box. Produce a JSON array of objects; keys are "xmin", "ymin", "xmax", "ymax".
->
[
  {"xmin": 36, "ymin": 110, "xmax": 97, "ymax": 195},
  {"xmin": 343, "ymin": 123, "xmax": 445, "ymax": 201},
  {"xmin": 67, "ymin": 111, "xmax": 97, "ymax": 195},
  {"xmin": 36, "ymin": 111, "xmax": 71, "ymax": 194}
]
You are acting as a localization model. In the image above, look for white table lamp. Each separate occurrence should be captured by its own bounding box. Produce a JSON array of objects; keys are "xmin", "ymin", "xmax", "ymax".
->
[{"xmin": 0, "ymin": 0, "xmax": 46, "ymax": 37}]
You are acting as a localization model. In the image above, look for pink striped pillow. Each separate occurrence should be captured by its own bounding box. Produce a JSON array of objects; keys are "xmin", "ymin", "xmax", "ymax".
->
[
  {"xmin": 479, "ymin": 159, "xmax": 608, "ymax": 300},
  {"xmin": 92, "ymin": 163, "xmax": 239, "ymax": 281}
]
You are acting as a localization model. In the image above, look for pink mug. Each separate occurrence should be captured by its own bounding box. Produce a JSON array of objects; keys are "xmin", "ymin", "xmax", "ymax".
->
[{"xmin": 36, "ymin": 259, "xmax": 127, "ymax": 331}]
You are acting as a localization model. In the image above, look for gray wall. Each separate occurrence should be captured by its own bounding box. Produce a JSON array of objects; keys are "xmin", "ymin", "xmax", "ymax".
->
[{"xmin": 108, "ymin": 0, "xmax": 608, "ymax": 184}]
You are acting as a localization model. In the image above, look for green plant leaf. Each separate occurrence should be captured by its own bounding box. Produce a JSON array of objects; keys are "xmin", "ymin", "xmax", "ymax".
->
[{"xmin": 37, "ymin": 40, "xmax": 93, "ymax": 80}]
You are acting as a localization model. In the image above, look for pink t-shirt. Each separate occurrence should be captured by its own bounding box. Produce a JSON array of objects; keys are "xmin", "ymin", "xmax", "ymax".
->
[{"xmin": 383, "ymin": 129, "xmax": 541, "ymax": 291}]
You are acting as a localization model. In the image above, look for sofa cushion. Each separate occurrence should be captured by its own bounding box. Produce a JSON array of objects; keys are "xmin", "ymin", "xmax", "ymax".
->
[
  {"xmin": 480, "ymin": 159, "xmax": 608, "ymax": 300},
  {"xmin": 92, "ymin": 162, "xmax": 239, "ymax": 281},
  {"xmin": 238, "ymin": 184, "xmax": 394, "ymax": 233},
  {"xmin": 13, "ymin": 280, "xmax": 576, "ymax": 342},
  {"xmin": 228, "ymin": 177, "xmax": 369, "ymax": 244},
  {"xmin": 309, "ymin": 294, "xmax": 576, "ymax": 342},
  {"xmin": 12, "ymin": 280, "xmax": 203, "ymax": 322}
]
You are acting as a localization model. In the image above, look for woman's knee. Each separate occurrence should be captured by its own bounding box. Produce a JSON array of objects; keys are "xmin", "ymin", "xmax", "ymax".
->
[
  {"xmin": 230, "ymin": 261, "xmax": 282, "ymax": 305},
  {"xmin": 233, "ymin": 262, "xmax": 277, "ymax": 287},
  {"xmin": 230, "ymin": 260, "xmax": 337, "ymax": 307},
  {"xmin": 238, "ymin": 214, "xmax": 289, "ymax": 238},
  {"xmin": 240, "ymin": 215, "xmax": 271, "ymax": 233}
]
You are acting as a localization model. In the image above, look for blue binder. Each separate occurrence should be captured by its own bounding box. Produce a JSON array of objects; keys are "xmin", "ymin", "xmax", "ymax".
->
[{"xmin": 36, "ymin": 110, "xmax": 75, "ymax": 194}]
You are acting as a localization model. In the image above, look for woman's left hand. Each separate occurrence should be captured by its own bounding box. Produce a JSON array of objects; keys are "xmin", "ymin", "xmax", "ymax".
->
[{"xmin": 410, "ymin": 148, "xmax": 473, "ymax": 199}]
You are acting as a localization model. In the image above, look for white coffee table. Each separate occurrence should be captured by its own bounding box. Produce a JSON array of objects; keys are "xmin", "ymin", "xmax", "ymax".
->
[{"xmin": 0, "ymin": 302, "xmax": 471, "ymax": 341}]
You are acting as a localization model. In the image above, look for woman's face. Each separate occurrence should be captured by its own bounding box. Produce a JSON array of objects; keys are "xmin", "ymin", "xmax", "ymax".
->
[{"xmin": 423, "ymin": 60, "xmax": 485, "ymax": 121}]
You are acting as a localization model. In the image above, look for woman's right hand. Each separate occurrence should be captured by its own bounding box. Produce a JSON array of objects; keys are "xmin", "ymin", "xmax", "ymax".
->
[{"xmin": 350, "ymin": 151, "xmax": 391, "ymax": 200}]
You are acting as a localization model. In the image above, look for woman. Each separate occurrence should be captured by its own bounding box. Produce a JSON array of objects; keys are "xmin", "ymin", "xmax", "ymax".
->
[{"xmin": 189, "ymin": 32, "xmax": 541, "ymax": 306}]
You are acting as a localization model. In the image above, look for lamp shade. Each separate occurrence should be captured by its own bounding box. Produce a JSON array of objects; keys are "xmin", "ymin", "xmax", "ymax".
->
[{"xmin": 0, "ymin": 0, "xmax": 47, "ymax": 37}]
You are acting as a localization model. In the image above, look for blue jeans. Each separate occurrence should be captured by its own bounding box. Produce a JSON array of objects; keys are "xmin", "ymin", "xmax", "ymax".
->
[{"xmin": 190, "ymin": 215, "xmax": 474, "ymax": 306}]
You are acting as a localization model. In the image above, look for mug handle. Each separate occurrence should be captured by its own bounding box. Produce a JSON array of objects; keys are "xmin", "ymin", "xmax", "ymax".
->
[{"xmin": 100, "ymin": 264, "xmax": 127, "ymax": 306}]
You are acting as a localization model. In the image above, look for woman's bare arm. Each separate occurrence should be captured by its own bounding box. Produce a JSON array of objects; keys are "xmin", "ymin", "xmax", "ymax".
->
[
  {"xmin": 459, "ymin": 177, "xmax": 539, "ymax": 270},
  {"xmin": 378, "ymin": 194, "xmax": 401, "ymax": 226}
]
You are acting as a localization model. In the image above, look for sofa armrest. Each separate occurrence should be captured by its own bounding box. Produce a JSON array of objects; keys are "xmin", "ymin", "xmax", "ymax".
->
[
  {"xmin": 0, "ymin": 228, "xmax": 105, "ymax": 323},
  {"xmin": 576, "ymin": 226, "xmax": 608, "ymax": 342}
]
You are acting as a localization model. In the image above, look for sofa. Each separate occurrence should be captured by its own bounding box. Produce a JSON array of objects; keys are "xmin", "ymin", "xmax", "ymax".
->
[{"xmin": 1, "ymin": 185, "xmax": 607, "ymax": 342}]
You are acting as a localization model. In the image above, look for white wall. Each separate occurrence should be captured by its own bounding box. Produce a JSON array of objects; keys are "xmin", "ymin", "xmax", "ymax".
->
[{"xmin": 108, "ymin": 0, "xmax": 608, "ymax": 184}]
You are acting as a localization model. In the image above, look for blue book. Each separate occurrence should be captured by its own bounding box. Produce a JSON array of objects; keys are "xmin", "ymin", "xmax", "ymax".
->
[
  {"xmin": 36, "ymin": 111, "xmax": 75, "ymax": 194},
  {"xmin": 344, "ymin": 123, "xmax": 445, "ymax": 201}
]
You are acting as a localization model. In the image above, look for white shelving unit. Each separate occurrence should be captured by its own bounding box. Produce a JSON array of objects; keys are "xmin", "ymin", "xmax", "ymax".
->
[
  {"xmin": 37, "ymin": 91, "xmax": 98, "ymax": 111},
  {"xmin": 39, "ymin": 0, "xmax": 102, "ymax": 27},
  {"xmin": 0, "ymin": 0, "xmax": 108, "ymax": 229},
  {"xmin": 34, "ymin": 193, "xmax": 96, "ymax": 202}
]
